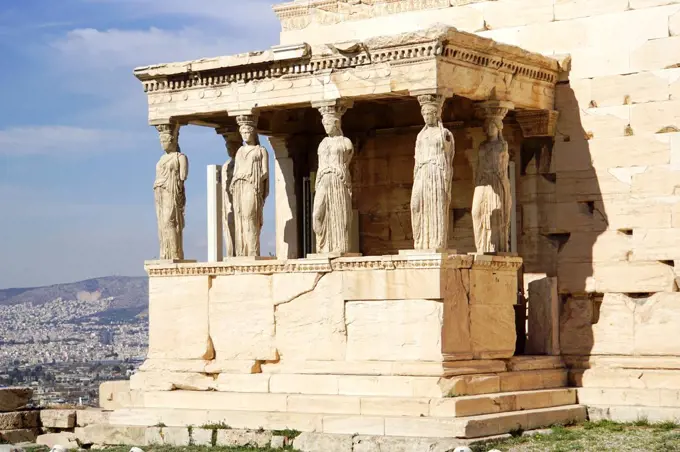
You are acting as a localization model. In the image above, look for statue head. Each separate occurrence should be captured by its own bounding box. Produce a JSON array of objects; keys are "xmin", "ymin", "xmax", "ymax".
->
[
  {"xmin": 155, "ymin": 124, "xmax": 179, "ymax": 154},
  {"xmin": 236, "ymin": 115, "xmax": 259, "ymax": 145},
  {"xmin": 484, "ymin": 116, "xmax": 504, "ymax": 140},
  {"xmin": 319, "ymin": 105, "xmax": 346, "ymax": 137},
  {"xmin": 417, "ymin": 94, "xmax": 444, "ymax": 128}
]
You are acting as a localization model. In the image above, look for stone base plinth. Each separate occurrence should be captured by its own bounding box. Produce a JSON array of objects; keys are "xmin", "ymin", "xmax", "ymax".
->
[{"xmin": 143, "ymin": 253, "xmax": 522, "ymax": 368}]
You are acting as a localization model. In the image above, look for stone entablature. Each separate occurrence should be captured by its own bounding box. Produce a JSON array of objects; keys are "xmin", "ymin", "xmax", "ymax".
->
[
  {"xmin": 134, "ymin": 26, "xmax": 560, "ymax": 124},
  {"xmin": 274, "ymin": 0, "xmax": 485, "ymax": 31},
  {"xmin": 144, "ymin": 253, "xmax": 523, "ymax": 277}
]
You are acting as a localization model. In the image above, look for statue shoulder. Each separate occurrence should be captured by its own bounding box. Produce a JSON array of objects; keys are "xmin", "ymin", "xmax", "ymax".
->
[{"xmin": 342, "ymin": 137, "xmax": 354, "ymax": 149}]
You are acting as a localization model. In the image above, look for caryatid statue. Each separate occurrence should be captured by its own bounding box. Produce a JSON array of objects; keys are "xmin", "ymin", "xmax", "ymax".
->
[
  {"xmin": 313, "ymin": 103, "xmax": 354, "ymax": 255},
  {"xmin": 230, "ymin": 114, "xmax": 270, "ymax": 257},
  {"xmin": 411, "ymin": 94, "xmax": 455, "ymax": 251},
  {"xmin": 217, "ymin": 127, "xmax": 241, "ymax": 258},
  {"xmin": 153, "ymin": 123, "xmax": 189, "ymax": 260},
  {"xmin": 472, "ymin": 101, "xmax": 514, "ymax": 253}
]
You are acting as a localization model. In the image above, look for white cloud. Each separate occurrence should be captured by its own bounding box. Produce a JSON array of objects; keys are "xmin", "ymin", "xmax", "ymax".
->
[
  {"xmin": 81, "ymin": 0, "xmax": 279, "ymax": 25},
  {"xmin": 0, "ymin": 126, "xmax": 140, "ymax": 156},
  {"xmin": 52, "ymin": 27, "xmax": 238, "ymax": 69}
]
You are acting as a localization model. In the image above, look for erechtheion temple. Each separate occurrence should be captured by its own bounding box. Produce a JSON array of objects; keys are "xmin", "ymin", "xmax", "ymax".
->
[{"xmin": 85, "ymin": 0, "xmax": 680, "ymax": 449}]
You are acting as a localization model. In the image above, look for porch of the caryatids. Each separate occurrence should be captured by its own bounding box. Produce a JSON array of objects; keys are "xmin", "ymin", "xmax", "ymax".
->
[
  {"xmin": 410, "ymin": 92, "xmax": 456, "ymax": 252},
  {"xmin": 312, "ymin": 100, "xmax": 355, "ymax": 256},
  {"xmin": 472, "ymin": 100, "xmax": 514, "ymax": 254},
  {"xmin": 153, "ymin": 122, "xmax": 189, "ymax": 261}
]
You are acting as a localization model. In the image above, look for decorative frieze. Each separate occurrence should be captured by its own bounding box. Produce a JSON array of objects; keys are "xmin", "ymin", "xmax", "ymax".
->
[{"xmin": 144, "ymin": 254, "xmax": 521, "ymax": 277}]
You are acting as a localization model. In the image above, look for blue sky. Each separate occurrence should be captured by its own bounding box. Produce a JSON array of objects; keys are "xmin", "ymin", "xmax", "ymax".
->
[{"xmin": 0, "ymin": 0, "xmax": 282, "ymax": 288}]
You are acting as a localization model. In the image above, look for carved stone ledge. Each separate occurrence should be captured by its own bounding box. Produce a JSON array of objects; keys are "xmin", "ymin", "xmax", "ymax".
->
[
  {"xmin": 144, "ymin": 254, "xmax": 522, "ymax": 277},
  {"xmin": 515, "ymin": 110, "xmax": 560, "ymax": 138}
]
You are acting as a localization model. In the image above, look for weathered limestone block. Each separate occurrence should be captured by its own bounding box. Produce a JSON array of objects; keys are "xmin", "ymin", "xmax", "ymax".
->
[
  {"xmin": 139, "ymin": 359, "xmax": 210, "ymax": 373},
  {"xmin": 0, "ymin": 411, "xmax": 38, "ymax": 430},
  {"xmin": 554, "ymin": 0, "xmax": 629, "ymax": 21},
  {"xmin": 0, "ymin": 388, "xmax": 32, "ymax": 412},
  {"xmin": 481, "ymin": 0, "xmax": 554, "ymax": 29},
  {"xmin": 272, "ymin": 272, "xmax": 322, "ymax": 305},
  {"xmin": 555, "ymin": 169, "xmax": 632, "ymax": 201},
  {"xmin": 591, "ymin": 71, "xmax": 671, "ymax": 107},
  {"xmin": 634, "ymin": 293, "xmax": 680, "ymax": 355},
  {"xmin": 148, "ymin": 276, "xmax": 211, "ymax": 360},
  {"xmin": 36, "ymin": 432, "xmax": 78, "ymax": 449},
  {"xmin": 40, "ymin": 410, "xmax": 76, "ymax": 429},
  {"xmin": 468, "ymin": 268, "xmax": 516, "ymax": 306},
  {"xmin": 99, "ymin": 381, "xmax": 142, "ymax": 410},
  {"xmin": 352, "ymin": 435, "xmax": 461, "ymax": 452},
  {"xmin": 129, "ymin": 371, "xmax": 215, "ymax": 391},
  {"xmin": 558, "ymin": 261, "xmax": 677, "ymax": 294},
  {"xmin": 204, "ymin": 360, "xmax": 261, "ymax": 374},
  {"xmin": 0, "ymin": 429, "xmax": 37, "ymax": 444},
  {"xmin": 145, "ymin": 427, "xmax": 190, "ymax": 446},
  {"xmin": 554, "ymin": 135, "xmax": 671, "ymax": 172},
  {"xmin": 631, "ymin": 36, "xmax": 680, "ymax": 72},
  {"xmin": 210, "ymin": 274, "xmax": 276, "ymax": 361},
  {"xmin": 470, "ymin": 305, "xmax": 516, "ymax": 359},
  {"xmin": 631, "ymin": 165, "xmax": 680, "ymax": 195},
  {"xmin": 191, "ymin": 428, "xmax": 213, "ymax": 446},
  {"xmin": 557, "ymin": 104, "xmax": 629, "ymax": 141},
  {"xmin": 275, "ymin": 272, "xmax": 347, "ymax": 361},
  {"xmin": 631, "ymin": 228, "xmax": 680, "ymax": 260},
  {"xmin": 442, "ymin": 269, "xmax": 473, "ymax": 360},
  {"xmin": 560, "ymin": 294, "xmax": 635, "ymax": 355},
  {"xmin": 557, "ymin": 231, "xmax": 632, "ymax": 264},
  {"xmin": 345, "ymin": 300, "xmax": 444, "ymax": 361},
  {"xmin": 294, "ymin": 432, "xmax": 353, "ymax": 452},
  {"xmin": 526, "ymin": 277, "xmax": 560, "ymax": 356},
  {"xmin": 76, "ymin": 409, "xmax": 110, "ymax": 427},
  {"xmin": 216, "ymin": 430, "xmax": 273, "ymax": 448},
  {"xmin": 75, "ymin": 425, "xmax": 146, "ymax": 446},
  {"xmin": 342, "ymin": 268, "xmax": 442, "ymax": 301},
  {"xmin": 215, "ymin": 374, "xmax": 270, "ymax": 393}
]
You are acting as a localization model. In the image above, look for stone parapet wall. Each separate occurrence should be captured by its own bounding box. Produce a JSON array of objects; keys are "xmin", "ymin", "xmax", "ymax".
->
[{"xmin": 142, "ymin": 254, "xmax": 521, "ymax": 383}]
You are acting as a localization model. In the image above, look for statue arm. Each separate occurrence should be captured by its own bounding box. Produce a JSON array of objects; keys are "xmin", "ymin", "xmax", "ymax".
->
[
  {"xmin": 179, "ymin": 154, "xmax": 189, "ymax": 181},
  {"xmin": 261, "ymin": 146, "xmax": 270, "ymax": 200},
  {"xmin": 343, "ymin": 137, "xmax": 354, "ymax": 164}
]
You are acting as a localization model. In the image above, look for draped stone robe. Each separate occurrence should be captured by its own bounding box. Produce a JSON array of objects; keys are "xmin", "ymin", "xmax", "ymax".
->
[
  {"xmin": 154, "ymin": 151, "xmax": 188, "ymax": 260},
  {"xmin": 472, "ymin": 138, "xmax": 511, "ymax": 253},
  {"xmin": 230, "ymin": 145, "xmax": 269, "ymax": 256},
  {"xmin": 313, "ymin": 136, "xmax": 354, "ymax": 254},
  {"xmin": 410, "ymin": 124, "xmax": 455, "ymax": 250}
]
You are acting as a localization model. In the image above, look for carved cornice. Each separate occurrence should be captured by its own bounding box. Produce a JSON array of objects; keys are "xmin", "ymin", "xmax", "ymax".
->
[
  {"xmin": 145, "ymin": 254, "xmax": 522, "ymax": 277},
  {"xmin": 515, "ymin": 110, "xmax": 560, "ymax": 138},
  {"xmin": 135, "ymin": 29, "xmax": 558, "ymax": 97}
]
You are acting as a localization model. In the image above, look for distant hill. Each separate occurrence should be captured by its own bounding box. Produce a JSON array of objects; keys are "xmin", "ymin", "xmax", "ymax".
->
[{"xmin": 0, "ymin": 276, "xmax": 148, "ymax": 312}]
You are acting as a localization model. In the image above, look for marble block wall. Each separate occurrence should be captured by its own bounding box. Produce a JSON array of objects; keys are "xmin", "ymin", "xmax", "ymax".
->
[{"xmin": 141, "ymin": 255, "xmax": 521, "ymax": 390}]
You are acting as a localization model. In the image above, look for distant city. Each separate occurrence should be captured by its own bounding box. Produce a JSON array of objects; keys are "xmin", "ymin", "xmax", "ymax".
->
[{"xmin": 0, "ymin": 277, "xmax": 148, "ymax": 406}]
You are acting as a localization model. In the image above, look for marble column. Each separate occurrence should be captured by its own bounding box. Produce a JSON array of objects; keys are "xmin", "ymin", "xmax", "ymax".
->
[
  {"xmin": 410, "ymin": 93, "xmax": 455, "ymax": 251},
  {"xmin": 311, "ymin": 100, "xmax": 354, "ymax": 255},
  {"xmin": 472, "ymin": 100, "xmax": 515, "ymax": 254},
  {"xmin": 268, "ymin": 135, "xmax": 299, "ymax": 259},
  {"xmin": 153, "ymin": 122, "xmax": 188, "ymax": 261}
]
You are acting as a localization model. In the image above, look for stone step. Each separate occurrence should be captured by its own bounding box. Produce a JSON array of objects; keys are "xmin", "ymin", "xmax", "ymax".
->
[
  {"xmin": 577, "ymin": 387, "xmax": 680, "ymax": 408},
  {"xmin": 131, "ymin": 368, "xmax": 568, "ymax": 398},
  {"xmin": 135, "ymin": 388, "xmax": 575, "ymax": 419},
  {"xmin": 433, "ymin": 388, "xmax": 576, "ymax": 417},
  {"xmin": 91, "ymin": 404, "xmax": 586, "ymax": 439}
]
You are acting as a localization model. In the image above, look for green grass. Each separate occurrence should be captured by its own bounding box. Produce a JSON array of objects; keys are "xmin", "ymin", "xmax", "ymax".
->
[{"xmin": 470, "ymin": 420, "xmax": 680, "ymax": 452}]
